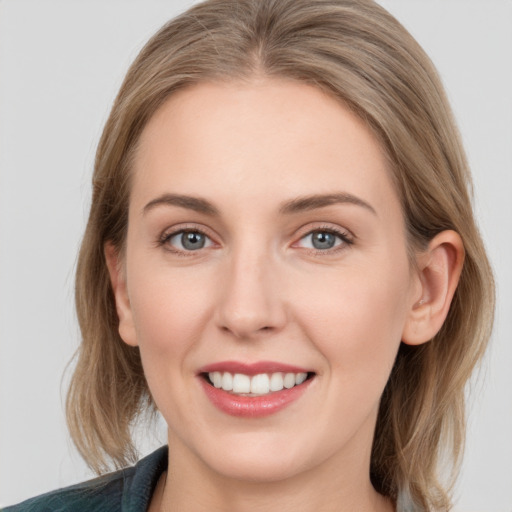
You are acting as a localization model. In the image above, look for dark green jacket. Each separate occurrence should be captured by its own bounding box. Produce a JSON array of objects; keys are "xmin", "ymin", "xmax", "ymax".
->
[{"xmin": 2, "ymin": 446, "xmax": 167, "ymax": 512}]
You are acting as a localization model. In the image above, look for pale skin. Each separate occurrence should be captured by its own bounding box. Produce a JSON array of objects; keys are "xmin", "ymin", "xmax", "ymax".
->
[{"xmin": 106, "ymin": 79, "xmax": 464, "ymax": 512}]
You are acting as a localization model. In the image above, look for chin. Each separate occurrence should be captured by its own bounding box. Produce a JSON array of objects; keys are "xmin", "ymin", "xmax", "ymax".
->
[
  {"xmin": 195, "ymin": 433, "xmax": 319, "ymax": 484},
  {"xmin": 210, "ymin": 454, "xmax": 307, "ymax": 484}
]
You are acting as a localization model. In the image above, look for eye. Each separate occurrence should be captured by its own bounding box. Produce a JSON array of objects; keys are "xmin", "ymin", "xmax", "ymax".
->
[
  {"xmin": 164, "ymin": 230, "xmax": 214, "ymax": 252},
  {"xmin": 296, "ymin": 228, "xmax": 352, "ymax": 251}
]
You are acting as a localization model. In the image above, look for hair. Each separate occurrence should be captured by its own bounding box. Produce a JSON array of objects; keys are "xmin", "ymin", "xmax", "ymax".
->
[{"xmin": 66, "ymin": 0, "xmax": 495, "ymax": 510}]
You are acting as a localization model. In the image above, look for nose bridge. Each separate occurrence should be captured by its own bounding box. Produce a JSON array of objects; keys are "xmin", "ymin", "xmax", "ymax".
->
[{"xmin": 216, "ymin": 238, "xmax": 285, "ymax": 338}]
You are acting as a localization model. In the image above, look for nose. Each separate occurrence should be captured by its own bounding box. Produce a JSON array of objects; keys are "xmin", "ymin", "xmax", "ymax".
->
[{"xmin": 215, "ymin": 249, "xmax": 287, "ymax": 339}]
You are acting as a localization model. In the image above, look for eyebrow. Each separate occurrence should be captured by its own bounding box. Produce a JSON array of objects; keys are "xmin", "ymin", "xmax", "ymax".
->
[
  {"xmin": 143, "ymin": 194, "xmax": 219, "ymax": 216},
  {"xmin": 279, "ymin": 193, "xmax": 377, "ymax": 216},
  {"xmin": 142, "ymin": 191, "xmax": 376, "ymax": 217}
]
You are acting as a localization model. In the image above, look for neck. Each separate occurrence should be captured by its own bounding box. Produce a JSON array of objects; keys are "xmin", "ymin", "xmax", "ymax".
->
[{"xmin": 153, "ymin": 434, "xmax": 394, "ymax": 512}]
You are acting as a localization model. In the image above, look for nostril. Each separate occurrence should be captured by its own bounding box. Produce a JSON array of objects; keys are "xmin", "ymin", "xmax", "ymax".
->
[{"xmin": 219, "ymin": 321, "xmax": 276, "ymax": 338}]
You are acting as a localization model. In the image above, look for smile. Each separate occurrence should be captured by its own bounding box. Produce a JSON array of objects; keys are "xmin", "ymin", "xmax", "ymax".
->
[
  {"xmin": 198, "ymin": 361, "xmax": 315, "ymax": 418},
  {"xmin": 207, "ymin": 371, "xmax": 308, "ymax": 396}
]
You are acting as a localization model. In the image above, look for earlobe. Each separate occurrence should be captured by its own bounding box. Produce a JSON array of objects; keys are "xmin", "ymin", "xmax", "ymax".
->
[
  {"xmin": 402, "ymin": 230, "xmax": 465, "ymax": 346},
  {"xmin": 104, "ymin": 242, "xmax": 138, "ymax": 347}
]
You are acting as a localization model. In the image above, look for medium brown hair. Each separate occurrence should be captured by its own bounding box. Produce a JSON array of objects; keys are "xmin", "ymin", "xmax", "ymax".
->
[{"xmin": 67, "ymin": 1, "xmax": 494, "ymax": 509}]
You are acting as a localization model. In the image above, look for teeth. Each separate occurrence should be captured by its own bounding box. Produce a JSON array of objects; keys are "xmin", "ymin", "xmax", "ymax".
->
[
  {"xmin": 269, "ymin": 372, "xmax": 284, "ymax": 391},
  {"xmin": 295, "ymin": 372, "xmax": 307, "ymax": 385},
  {"xmin": 283, "ymin": 372, "xmax": 296, "ymax": 389},
  {"xmin": 251, "ymin": 374, "xmax": 270, "ymax": 394},
  {"xmin": 208, "ymin": 371, "xmax": 309, "ymax": 396},
  {"xmin": 232, "ymin": 373, "xmax": 251, "ymax": 393},
  {"xmin": 221, "ymin": 372, "xmax": 233, "ymax": 391},
  {"xmin": 212, "ymin": 371, "xmax": 222, "ymax": 388}
]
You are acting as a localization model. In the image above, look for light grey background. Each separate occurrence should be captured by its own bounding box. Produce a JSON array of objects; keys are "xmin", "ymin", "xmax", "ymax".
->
[{"xmin": 0, "ymin": 0, "xmax": 511, "ymax": 510}]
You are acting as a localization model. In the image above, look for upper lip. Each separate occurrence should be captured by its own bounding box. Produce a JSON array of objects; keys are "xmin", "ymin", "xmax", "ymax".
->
[{"xmin": 197, "ymin": 360, "xmax": 312, "ymax": 376}]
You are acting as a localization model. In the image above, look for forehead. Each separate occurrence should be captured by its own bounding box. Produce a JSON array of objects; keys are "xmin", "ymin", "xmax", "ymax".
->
[{"xmin": 131, "ymin": 79, "xmax": 399, "ymax": 218}]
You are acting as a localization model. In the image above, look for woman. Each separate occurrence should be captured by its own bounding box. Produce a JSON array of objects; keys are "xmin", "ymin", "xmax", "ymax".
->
[{"xmin": 3, "ymin": 0, "xmax": 495, "ymax": 510}]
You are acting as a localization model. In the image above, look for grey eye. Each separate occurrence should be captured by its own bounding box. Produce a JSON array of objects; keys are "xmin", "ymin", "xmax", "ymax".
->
[
  {"xmin": 182, "ymin": 232, "xmax": 205, "ymax": 250},
  {"xmin": 168, "ymin": 231, "xmax": 212, "ymax": 251},
  {"xmin": 310, "ymin": 231, "xmax": 337, "ymax": 249},
  {"xmin": 297, "ymin": 230, "xmax": 345, "ymax": 251}
]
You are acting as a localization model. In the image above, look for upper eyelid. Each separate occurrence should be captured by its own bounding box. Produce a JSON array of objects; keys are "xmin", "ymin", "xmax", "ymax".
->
[
  {"xmin": 161, "ymin": 223, "xmax": 215, "ymax": 239},
  {"xmin": 297, "ymin": 230, "xmax": 351, "ymax": 245},
  {"xmin": 294, "ymin": 223, "xmax": 354, "ymax": 239}
]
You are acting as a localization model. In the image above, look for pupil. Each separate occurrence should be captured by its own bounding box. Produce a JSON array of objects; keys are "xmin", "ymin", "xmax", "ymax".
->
[
  {"xmin": 182, "ymin": 232, "xmax": 205, "ymax": 250},
  {"xmin": 312, "ymin": 231, "xmax": 335, "ymax": 249}
]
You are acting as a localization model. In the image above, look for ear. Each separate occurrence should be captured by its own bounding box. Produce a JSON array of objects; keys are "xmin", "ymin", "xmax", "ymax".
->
[
  {"xmin": 402, "ymin": 230, "xmax": 465, "ymax": 346},
  {"xmin": 104, "ymin": 242, "xmax": 138, "ymax": 347}
]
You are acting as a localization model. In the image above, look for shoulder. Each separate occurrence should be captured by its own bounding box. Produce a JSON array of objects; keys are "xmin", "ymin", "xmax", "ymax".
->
[
  {"xmin": 2, "ymin": 470, "xmax": 127, "ymax": 512},
  {"xmin": 2, "ymin": 446, "xmax": 168, "ymax": 512}
]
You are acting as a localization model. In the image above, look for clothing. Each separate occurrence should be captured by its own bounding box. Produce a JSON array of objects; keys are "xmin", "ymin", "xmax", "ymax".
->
[{"xmin": 2, "ymin": 446, "xmax": 168, "ymax": 512}]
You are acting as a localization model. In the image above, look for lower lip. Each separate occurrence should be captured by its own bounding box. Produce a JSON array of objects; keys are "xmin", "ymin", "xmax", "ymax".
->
[{"xmin": 199, "ymin": 377, "xmax": 313, "ymax": 418}]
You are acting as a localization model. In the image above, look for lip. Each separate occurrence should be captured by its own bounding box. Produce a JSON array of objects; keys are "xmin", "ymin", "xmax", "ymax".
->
[
  {"xmin": 198, "ymin": 360, "xmax": 311, "ymax": 375},
  {"xmin": 197, "ymin": 360, "xmax": 314, "ymax": 418}
]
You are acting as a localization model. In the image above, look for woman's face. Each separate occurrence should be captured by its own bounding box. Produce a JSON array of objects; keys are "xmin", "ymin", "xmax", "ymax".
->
[{"xmin": 115, "ymin": 79, "xmax": 422, "ymax": 483}]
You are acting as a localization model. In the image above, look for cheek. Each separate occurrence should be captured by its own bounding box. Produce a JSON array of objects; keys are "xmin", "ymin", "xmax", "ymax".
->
[
  {"xmin": 125, "ymin": 263, "xmax": 220, "ymax": 422},
  {"xmin": 296, "ymin": 257, "xmax": 411, "ymax": 381},
  {"xmin": 127, "ymin": 263, "xmax": 216, "ymax": 359}
]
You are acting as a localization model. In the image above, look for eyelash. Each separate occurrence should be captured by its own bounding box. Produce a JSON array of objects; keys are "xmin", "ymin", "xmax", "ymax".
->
[
  {"xmin": 292, "ymin": 226, "xmax": 353, "ymax": 258},
  {"xmin": 157, "ymin": 225, "xmax": 354, "ymax": 256},
  {"xmin": 158, "ymin": 226, "xmax": 214, "ymax": 256}
]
